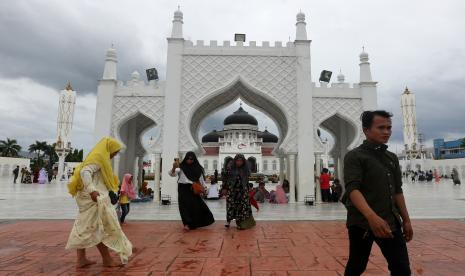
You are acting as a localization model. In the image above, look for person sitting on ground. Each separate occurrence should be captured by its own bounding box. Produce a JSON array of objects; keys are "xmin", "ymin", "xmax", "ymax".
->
[
  {"xmin": 253, "ymin": 181, "xmax": 270, "ymax": 203},
  {"xmin": 249, "ymin": 183, "xmax": 259, "ymax": 211},
  {"xmin": 331, "ymin": 178, "xmax": 343, "ymax": 202},
  {"xmin": 270, "ymin": 183, "xmax": 288, "ymax": 204},
  {"xmin": 206, "ymin": 180, "xmax": 220, "ymax": 200},
  {"xmin": 140, "ymin": 181, "xmax": 154, "ymax": 198}
]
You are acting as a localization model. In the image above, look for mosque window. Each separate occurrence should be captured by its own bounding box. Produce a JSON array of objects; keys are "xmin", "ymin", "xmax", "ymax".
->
[
  {"xmin": 204, "ymin": 160, "xmax": 209, "ymax": 170},
  {"xmin": 213, "ymin": 160, "xmax": 218, "ymax": 170},
  {"xmin": 272, "ymin": 160, "xmax": 277, "ymax": 170},
  {"xmin": 263, "ymin": 160, "xmax": 268, "ymax": 171}
]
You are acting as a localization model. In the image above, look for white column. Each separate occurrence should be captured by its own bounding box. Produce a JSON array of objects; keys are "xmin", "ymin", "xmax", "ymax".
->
[
  {"xmin": 56, "ymin": 152, "xmax": 66, "ymax": 182},
  {"xmin": 113, "ymin": 154, "xmax": 121, "ymax": 179},
  {"xmin": 315, "ymin": 153, "xmax": 322, "ymax": 203},
  {"xmin": 161, "ymin": 36, "xmax": 184, "ymax": 201},
  {"xmin": 154, "ymin": 153, "xmax": 161, "ymax": 202},
  {"xmin": 288, "ymin": 154, "xmax": 296, "ymax": 203},
  {"xmin": 295, "ymin": 12, "xmax": 314, "ymax": 202}
]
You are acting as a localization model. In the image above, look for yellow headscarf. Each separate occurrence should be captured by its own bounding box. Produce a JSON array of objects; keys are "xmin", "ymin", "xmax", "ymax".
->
[{"xmin": 67, "ymin": 137, "xmax": 122, "ymax": 196}]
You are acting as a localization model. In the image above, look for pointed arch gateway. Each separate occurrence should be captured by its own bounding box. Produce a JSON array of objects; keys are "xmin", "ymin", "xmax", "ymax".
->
[
  {"xmin": 186, "ymin": 77, "xmax": 290, "ymax": 153},
  {"xmin": 116, "ymin": 112, "xmax": 157, "ymax": 183},
  {"xmin": 317, "ymin": 113, "xmax": 359, "ymax": 180}
]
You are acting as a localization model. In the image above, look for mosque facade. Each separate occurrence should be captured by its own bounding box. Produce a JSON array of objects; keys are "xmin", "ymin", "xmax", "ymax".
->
[{"xmin": 93, "ymin": 8, "xmax": 378, "ymax": 202}]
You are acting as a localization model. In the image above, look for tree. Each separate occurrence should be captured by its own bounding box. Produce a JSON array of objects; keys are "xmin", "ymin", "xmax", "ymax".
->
[
  {"xmin": 0, "ymin": 138, "xmax": 22, "ymax": 157},
  {"xmin": 28, "ymin": 141, "xmax": 48, "ymax": 160},
  {"xmin": 43, "ymin": 143, "xmax": 58, "ymax": 167}
]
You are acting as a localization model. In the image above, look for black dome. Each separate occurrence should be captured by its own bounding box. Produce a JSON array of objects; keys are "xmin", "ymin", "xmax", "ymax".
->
[
  {"xmin": 259, "ymin": 129, "xmax": 278, "ymax": 143},
  {"xmin": 224, "ymin": 107, "xmax": 258, "ymax": 126},
  {"xmin": 202, "ymin": 130, "xmax": 222, "ymax": 143}
]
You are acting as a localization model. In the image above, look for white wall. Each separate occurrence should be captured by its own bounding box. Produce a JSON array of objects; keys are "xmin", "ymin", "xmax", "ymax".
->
[{"xmin": 0, "ymin": 157, "xmax": 30, "ymax": 177}]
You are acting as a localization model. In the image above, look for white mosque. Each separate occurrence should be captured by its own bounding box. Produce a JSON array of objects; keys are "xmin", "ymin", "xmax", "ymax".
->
[
  {"xmin": 198, "ymin": 104, "xmax": 280, "ymax": 176},
  {"xmin": 91, "ymin": 8, "xmax": 379, "ymax": 202}
]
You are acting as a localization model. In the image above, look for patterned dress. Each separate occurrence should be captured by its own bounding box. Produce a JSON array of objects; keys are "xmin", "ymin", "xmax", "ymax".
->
[{"xmin": 226, "ymin": 172, "xmax": 256, "ymax": 229}]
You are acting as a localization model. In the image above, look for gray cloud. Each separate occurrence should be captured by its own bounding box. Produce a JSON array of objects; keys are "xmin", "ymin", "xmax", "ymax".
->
[{"xmin": 1, "ymin": 0, "xmax": 464, "ymax": 153}]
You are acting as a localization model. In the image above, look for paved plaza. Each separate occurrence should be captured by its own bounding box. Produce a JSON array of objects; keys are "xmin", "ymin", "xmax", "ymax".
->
[
  {"xmin": 1, "ymin": 220, "xmax": 465, "ymax": 275},
  {"xmin": 1, "ymin": 178, "xmax": 465, "ymax": 275}
]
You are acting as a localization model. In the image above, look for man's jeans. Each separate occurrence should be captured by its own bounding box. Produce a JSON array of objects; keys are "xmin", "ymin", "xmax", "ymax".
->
[{"xmin": 345, "ymin": 225, "xmax": 411, "ymax": 276}]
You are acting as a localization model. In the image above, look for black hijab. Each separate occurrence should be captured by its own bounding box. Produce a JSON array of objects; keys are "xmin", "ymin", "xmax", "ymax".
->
[
  {"xmin": 180, "ymin": 151, "xmax": 205, "ymax": 182},
  {"xmin": 227, "ymin": 154, "xmax": 251, "ymax": 186}
]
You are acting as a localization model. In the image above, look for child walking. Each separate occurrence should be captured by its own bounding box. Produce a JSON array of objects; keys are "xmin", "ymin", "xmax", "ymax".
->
[{"xmin": 119, "ymin": 174, "xmax": 136, "ymax": 224}]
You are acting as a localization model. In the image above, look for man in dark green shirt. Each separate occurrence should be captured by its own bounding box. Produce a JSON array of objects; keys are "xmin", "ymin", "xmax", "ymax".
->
[{"xmin": 343, "ymin": 110, "xmax": 412, "ymax": 276}]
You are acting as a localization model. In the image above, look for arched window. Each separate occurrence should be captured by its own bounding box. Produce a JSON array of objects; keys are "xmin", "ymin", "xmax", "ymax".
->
[
  {"xmin": 263, "ymin": 160, "xmax": 268, "ymax": 171},
  {"xmin": 213, "ymin": 160, "xmax": 218, "ymax": 170},
  {"xmin": 203, "ymin": 160, "xmax": 209, "ymax": 170},
  {"xmin": 236, "ymin": 132, "xmax": 239, "ymax": 139},
  {"xmin": 272, "ymin": 160, "xmax": 277, "ymax": 171}
]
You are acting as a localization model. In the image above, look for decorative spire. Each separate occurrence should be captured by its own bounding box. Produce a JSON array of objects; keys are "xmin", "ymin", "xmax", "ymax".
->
[
  {"xmin": 295, "ymin": 10, "xmax": 308, "ymax": 40},
  {"xmin": 102, "ymin": 45, "xmax": 118, "ymax": 80},
  {"xmin": 403, "ymin": 86, "xmax": 411, "ymax": 94},
  {"xmin": 65, "ymin": 82, "xmax": 73, "ymax": 91},
  {"xmin": 171, "ymin": 6, "xmax": 184, "ymax": 38},
  {"xmin": 337, "ymin": 69, "xmax": 345, "ymax": 83},
  {"xmin": 359, "ymin": 46, "xmax": 373, "ymax": 82}
]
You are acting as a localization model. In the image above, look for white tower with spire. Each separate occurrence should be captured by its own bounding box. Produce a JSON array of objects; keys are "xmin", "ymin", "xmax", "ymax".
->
[
  {"xmin": 359, "ymin": 47, "xmax": 377, "ymax": 110},
  {"xmin": 94, "ymin": 46, "xmax": 118, "ymax": 142},
  {"xmin": 401, "ymin": 87, "xmax": 420, "ymax": 159},
  {"xmin": 55, "ymin": 82, "xmax": 76, "ymax": 181}
]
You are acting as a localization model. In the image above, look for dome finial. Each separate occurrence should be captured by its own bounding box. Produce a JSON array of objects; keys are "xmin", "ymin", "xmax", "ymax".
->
[{"xmin": 65, "ymin": 82, "xmax": 73, "ymax": 91}]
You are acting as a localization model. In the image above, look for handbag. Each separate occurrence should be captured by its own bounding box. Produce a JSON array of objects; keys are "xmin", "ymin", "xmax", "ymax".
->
[
  {"xmin": 109, "ymin": 190, "xmax": 119, "ymax": 205},
  {"xmin": 192, "ymin": 182, "xmax": 205, "ymax": 195}
]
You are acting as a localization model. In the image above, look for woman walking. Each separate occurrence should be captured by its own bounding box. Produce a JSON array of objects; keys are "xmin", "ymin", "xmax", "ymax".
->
[
  {"xmin": 169, "ymin": 151, "xmax": 214, "ymax": 230},
  {"xmin": 224, "ymin": 154, "xmax": 256, "ymax": 230},
  {"xmin": 66, "ymin": 137, "xmax": 132, "ymax": 268},
  {"xmin": 119, "ymin": 173, "xmax": 136, "ymax": 224}
]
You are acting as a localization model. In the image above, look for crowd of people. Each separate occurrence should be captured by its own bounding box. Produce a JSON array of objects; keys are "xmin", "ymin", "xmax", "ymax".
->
[{"xmin": 62, "ymin": 109, "xmax": 417, "ymax": 276}]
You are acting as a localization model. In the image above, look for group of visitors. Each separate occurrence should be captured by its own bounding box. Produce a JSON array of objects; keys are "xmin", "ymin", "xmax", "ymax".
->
[
  {"xmin": 12, "ymin": 165, "xmax": 50, "ymax": 184},
  {"xmin": 65, "ymin": 110, "xmax": 415, "ymax": 276},
  {"xmin": 319, "ymin": 168, "xmax": 342, "ymax": 202}
]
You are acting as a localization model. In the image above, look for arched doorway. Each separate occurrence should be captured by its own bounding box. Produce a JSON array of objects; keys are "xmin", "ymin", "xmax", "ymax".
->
[
  {"xmin": 187, "ymin": 79, "xmax": 289, "ymax": 153},
  {"xmin": 117, "ymin": 112, "xmax": 157, "ymax": 188},
  {"xmin": 317, "ymin": 113, "xmax": 358, "ymax": 181},
  {"xmin": 248, "ymin": 157, "xmax": 258, "ymax": 173}
]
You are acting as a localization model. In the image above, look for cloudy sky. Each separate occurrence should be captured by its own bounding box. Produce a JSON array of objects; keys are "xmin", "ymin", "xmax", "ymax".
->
[{"xmin": 1, "ymin": 0, "xmax": 464, "ymax": 154}]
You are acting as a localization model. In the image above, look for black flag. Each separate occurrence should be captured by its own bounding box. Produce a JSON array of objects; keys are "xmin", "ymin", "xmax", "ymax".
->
[{"xmin": 146, "ymin": 68, "xmax": 158, "ymax": 81}]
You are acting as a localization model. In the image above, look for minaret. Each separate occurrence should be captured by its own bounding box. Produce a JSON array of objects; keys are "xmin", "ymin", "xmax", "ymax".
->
[
  {"xmin": 359, "ymin": 47, "xmax": 373, "ymax": 82},
  {"xmin": 401, "ymin": 87, "xmax": 419, "ymax": 159},
  {"xmin": 294, "ymin": 10, "xmax": 314, "ymax": 202},
  {"xmin": 55, "ymin": 82, "xmax": 76, "ymax": 182},
  {"xmin": 171, "ymin": 6, "xmax": 183, "ymax": 39},
  {"xmin": 102, "ymin": 46, "xmax": 117, "ymax": 80},
  {"xmin": 295, "ymin": 11, "xmax": 307, "ymax": 40},
  {"xmin": 359, "ymin": 47, "xmax": 378, "ymax": 110},
  {"xmin": 161, "ymin": 6, "xmax": 186, "ymax": 200},
  {"xmin": 94, "ymin": 46, "xmax": 118, "ymax": 142}
]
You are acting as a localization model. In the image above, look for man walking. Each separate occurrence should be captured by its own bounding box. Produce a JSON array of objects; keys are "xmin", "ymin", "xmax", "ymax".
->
[
  {"xmin": 319, "ymin": 168, "xmax": 331, "ymax": 202},
  {"xmin": 12, "ymin": 165, "xmax": 20, "ymax": 184},
  {"xmin": 343, "ymin": 110, "xmax": 412, "ymax": 276}
]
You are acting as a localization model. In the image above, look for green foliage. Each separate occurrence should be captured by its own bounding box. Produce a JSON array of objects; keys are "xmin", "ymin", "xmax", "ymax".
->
[
  {"xmin": 65, "ymin": 149, "xmax": 84, "ymax": 162},
  {"xmin": 0, "ymin": 138, "xmax": 22, "ymax": 157}
]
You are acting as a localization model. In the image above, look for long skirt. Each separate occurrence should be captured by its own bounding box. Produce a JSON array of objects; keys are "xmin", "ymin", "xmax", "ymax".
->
[
  {"xmin": 178, "ymin": 183, "xmax": 215, "ymax": 229},
  {"xmin": 66, "ymin": 186, "xmax": 133, "ymax": 264},
  {"xmin": 227, "ymin": 189, "xmax": 256, "ymax": 230}
]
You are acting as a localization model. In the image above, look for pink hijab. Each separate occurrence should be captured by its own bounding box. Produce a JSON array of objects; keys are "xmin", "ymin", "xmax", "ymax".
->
[
  {"xmin": 274, "ymin": 185, "xmax": 288, "ymax": 204},
  {"xmin": 121, "ymin": 174, "xmax": 136, "ymax": 199}
]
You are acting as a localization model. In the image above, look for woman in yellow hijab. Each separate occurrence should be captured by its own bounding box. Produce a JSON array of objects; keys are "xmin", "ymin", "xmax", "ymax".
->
[{"xmin": 66, "ymin": 137, "xmax": 132, "ymax": 268}]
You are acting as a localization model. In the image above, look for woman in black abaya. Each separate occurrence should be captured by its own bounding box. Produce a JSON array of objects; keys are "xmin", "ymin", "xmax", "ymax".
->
[{"xmin": 169, "ymin": 151, "xmax": 215, "ymax": 230}]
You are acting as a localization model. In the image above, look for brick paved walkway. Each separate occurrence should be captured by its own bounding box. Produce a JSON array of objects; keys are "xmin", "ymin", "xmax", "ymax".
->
[{"xmin": 1, "ymin": 220, "xmax": 465, "ymax": 275}]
